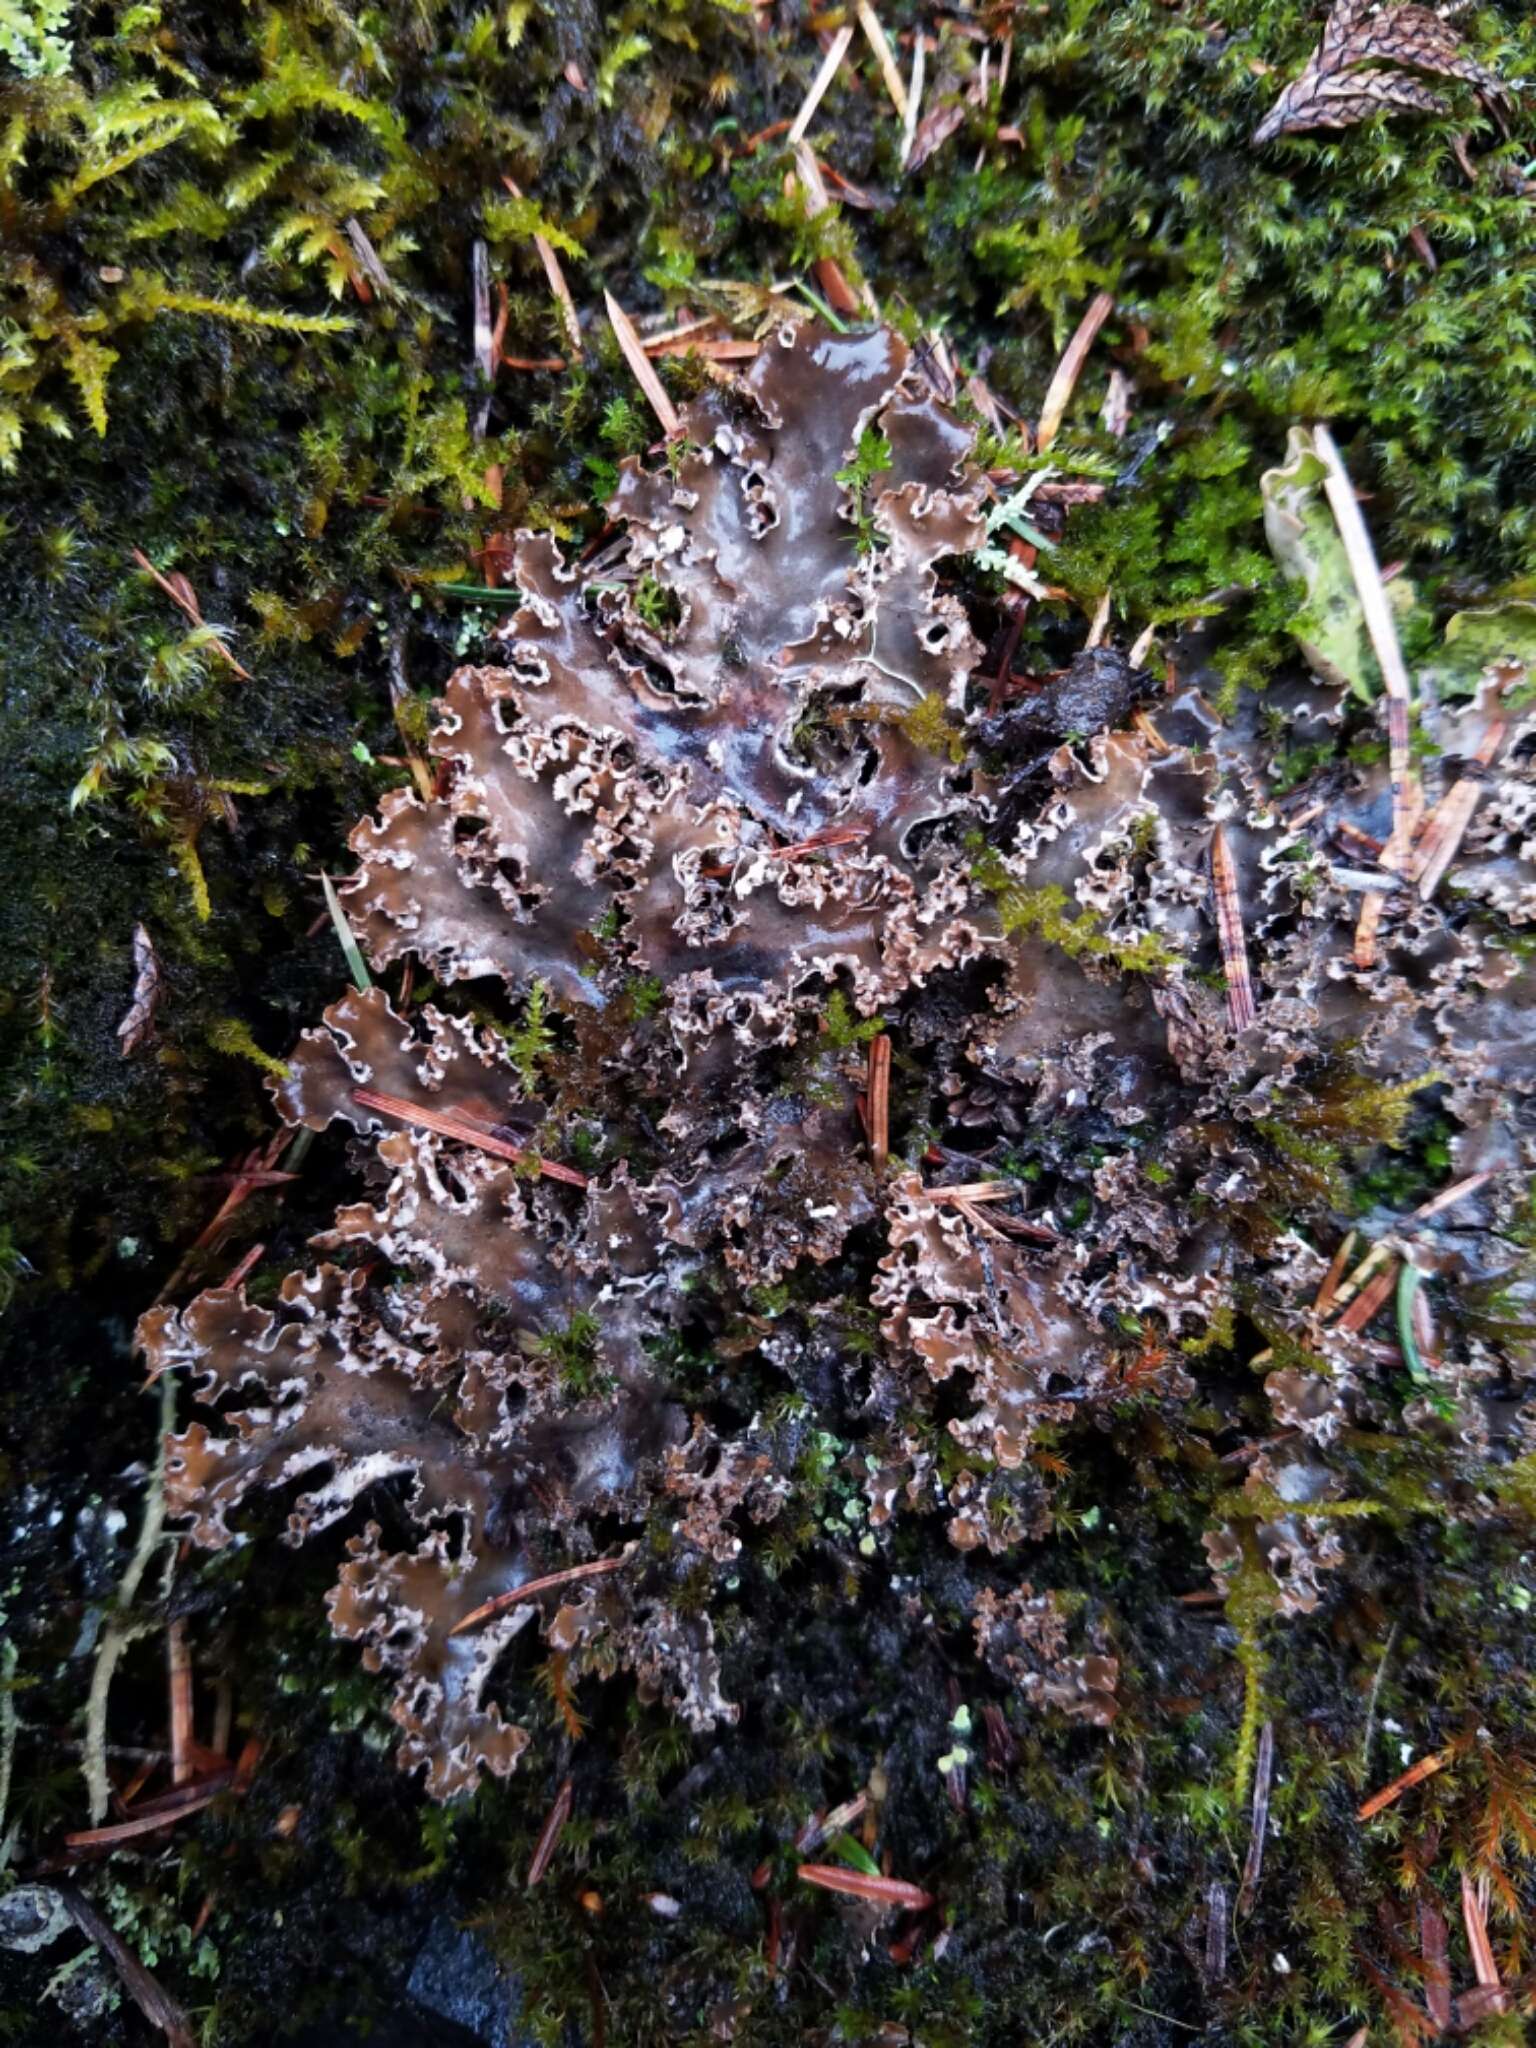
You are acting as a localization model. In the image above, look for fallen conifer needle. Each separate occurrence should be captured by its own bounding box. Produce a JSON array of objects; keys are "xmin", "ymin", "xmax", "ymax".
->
[
  {"xmin": 527, "ymin": 1774, "xmax": 574, "ymax": 1888},
  {"xmin": 1357, "ymin": 1746, "xmax": 1453, "ymax": 1822},
  {"xmin": 797, "ymin": 1864, "xmax": 935, "ymax": 1910},
  {"xmin": 604, "ymin": 291, "xmax": 682, "ymax": 439},
  {"xmin": 857, "ymin": 1, "xmax": 908, "ymax": 119},
  {"xmin": 867, "ymin": 1033, "xmax": 891, "ymax": 1173},
  {"xmin": 449, "ymin": 1553, "xmax": 631, "ymax": 1637},
  {"xmin": 1037, "ymin": 291, "xmax": 1115, "ymax": 454},
  {"xmin": 502, "ymin": 176, "xmax": 583, "ymax": 357},
  {"xmin": 351, "ymin": 1087, "xmax": 589, "ymax": 1187},
  {"xmin": 788, "ymin": 25, "xmax": 854, "ymax": 146}
]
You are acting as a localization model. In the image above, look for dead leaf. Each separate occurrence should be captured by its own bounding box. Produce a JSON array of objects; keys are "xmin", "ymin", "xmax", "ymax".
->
[{"xmin": 117, "ymin": 923, "xmax": 161, "ymax": 1055}]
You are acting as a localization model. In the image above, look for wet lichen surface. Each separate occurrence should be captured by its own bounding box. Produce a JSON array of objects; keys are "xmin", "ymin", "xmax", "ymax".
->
[{"xmin": 8, "ymin": 3, "xmax": 1536, "ymax": 2045}]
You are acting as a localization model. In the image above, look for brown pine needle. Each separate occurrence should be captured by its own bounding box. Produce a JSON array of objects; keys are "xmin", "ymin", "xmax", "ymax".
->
[
  {"xmin": 1210, "ymin": 825, "xmax": 1258, "ymax": 1033},
  {"xmin": 502, "ymin": 175, "xmax": 583, "ymax": 357},
  {"xmin": 167, "ymin": 1622, "xmax": 194, "ymax": 1788},
  {"xmin": 448, "ymin": 1553, "xmax": 631, "ymax": 1638},
  {"xmin": 527, "ymin": 1774, "xmax": 574, "ymax": 1888},
  {"xmin": 867, "ymin": 1033, "xmax": 891, "ymax": 1174},
  {"xmin": 1036, "ymin": 291, "xmax": 1115, "ymax": 453},
  {"xmin": 857, "ymin": 1, "xmax": 908, "ymax": 118},
  {"xmin": 603, "ymin": 290, "xmax": 682, "ymax": 439},
  {"xmin": 1313, "ymin": 1231, "xmax": 1358, "ymax": 1316},
  {"xmin": 350, "ymin": 1086, "xmax": 589, "ymax": 1187},
  {"xmin": 788, "ymin": 25, "xmax": 855, "ymax": 146},
  {"xmin": 1357, "ymin": 1745, "xmax": 1453, "ymax": 1822},
  {"xmin": 1460, "ymin": 1872, "xmax": 1502, "ymax": 1990},
  {"xmin": 797, "ymin": 1865, "xmax": 935, "ymax": 1910},
  {"xmin": 1327, "ymin": 1238, "xmax": 1392, "ymax": 1319},
  {"xmin": 65, "ymin": 1769, "xmax": 239, "ymax": 1847},
  {"xmin": 1334, "ymin": 1258, "xmax": 1398, "ymax": 1335}
]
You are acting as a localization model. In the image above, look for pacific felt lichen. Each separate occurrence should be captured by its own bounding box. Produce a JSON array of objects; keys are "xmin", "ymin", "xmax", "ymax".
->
[
  {"xmin": 140, "ymin": 324, "xmax": 1536, "ymax": 1824},
  {"xmin": 11, "ymin": 2, "xmax": 1536, "ymax": 2042}
]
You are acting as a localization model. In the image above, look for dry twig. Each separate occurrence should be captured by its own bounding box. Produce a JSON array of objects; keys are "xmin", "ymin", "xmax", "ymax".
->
[{"xmin": 867, "ymin": 1033, "xmax": 891, "ymax": 1174}]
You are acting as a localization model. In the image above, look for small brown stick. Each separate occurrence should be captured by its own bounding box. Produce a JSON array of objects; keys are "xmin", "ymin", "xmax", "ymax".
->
[
  {"xmin": 1313, "ymin": 1231, "xmax": 1358, "ymax": 1317},
  {"xmin": 788, "ymin": 24, "xmax": 855, "ymax": 146},
  {"xmin": 1419, "ymin": 1897, "xmax": 1452, "ymax": 2032},
  {"xmin": 867, "ymin": 1033, "xmax": 891, "ymax": 1174},
  {"xmin": 502, "ymin": 353, "xmax": 568, "ymax": 372},
  {"xmin": 1460, "ymin": 1872, "xmax": 1503, "ymax": 1992},
  {"xmin": 797, "ymin": 1865, "xmax": 935, "ymax": 1911},
  {"xmin": 130, "ymin": 548, "xmax": 252, "ymax": 680},
  {"xmin": 55, "ymin": 1883, "xmax": 194, "ymax": 2048},
  {"xmin": 1334, "ymin": 1259, "xmax": 1398, "ymax": 1335},
  {"xmin": 922, "ymin": 1180, "xmax": 1016, "ymax": 1204},
  {"xmin": 448, "ymin": 1552, "xmax": 631, "ymax": 1638},
  {"xmin": 526, "ymin": 1774, "xmax": 574, "ymax": 1887},
  {"xmin": 604, "ymin": 290, "xmax": 682, "ymax": 439},
  {"xmin": 502, "ymin": 176, "xmax": 583, "ymax": 357},
  {"xmin": 1407, "ymin": 718, "xmax": 1507, "ymax": 900},
  {"xmin": 1236, "ymin": 1720, "xmax": 1274, "ymax": 1916},
  {"xmin": 1210, "ymin": 826, "xmax": 1258, "ymax": 1033},
  {"xmin": 1357, "ymin": 1745, "xmax": 1453, "ymax": 1822},
  {"xmin": 857, "ymin": 1, "xmax": 908, "ymax": 118},
  {"xmin": 1036, "ymin": 291, "xmax": 1115, "ymax": 453},
  {"xmin": 167, "ymin": 1621, "xmax": 194, "ymax": 1787},
  {"xmin": 350, "ymin": 1087, "xmax": 589, "ymax": 1188}
]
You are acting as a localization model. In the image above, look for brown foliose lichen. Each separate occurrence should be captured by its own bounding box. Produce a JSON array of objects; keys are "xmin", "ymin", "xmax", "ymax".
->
[{"xmin": 138, "ymin": 322, "xmax": 1536, "ymax": 1799}]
